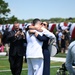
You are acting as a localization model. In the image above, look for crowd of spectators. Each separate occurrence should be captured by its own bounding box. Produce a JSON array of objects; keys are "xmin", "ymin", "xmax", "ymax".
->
[{"xmin": 0, "ymin": 21, "xmax": 74, "ymax": 55}]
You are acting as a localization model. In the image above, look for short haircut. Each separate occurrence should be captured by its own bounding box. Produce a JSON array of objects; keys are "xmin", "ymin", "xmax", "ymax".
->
[{"xmin": 32, "ymin": 18, "xmax": 41, "ymax": 25}]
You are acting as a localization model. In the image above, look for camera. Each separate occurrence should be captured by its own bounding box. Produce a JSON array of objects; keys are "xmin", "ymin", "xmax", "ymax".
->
[{"xmin": 19, "ymin": 29, "xmax": 22, "ymax": 32}]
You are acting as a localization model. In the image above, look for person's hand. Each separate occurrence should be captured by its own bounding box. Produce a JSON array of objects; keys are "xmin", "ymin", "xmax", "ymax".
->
[
  {"xmin": 20, "ymin": 32, "xmax": 24, "ymax": 36},
  {"xmin": 15, "ymin": 31, "xmax": 20, "ymax": 37},
  {"xmin": 20, "ymin": 32, "xmax": 25, "ymax": 39}
]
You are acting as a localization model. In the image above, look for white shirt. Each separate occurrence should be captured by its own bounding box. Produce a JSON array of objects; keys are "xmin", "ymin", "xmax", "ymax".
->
[
  {"xmin": 26, "ymin": 31, "xmax": 43, "ymax": 58},
  {"xmin": 58, "ymin": 32, "xmax": 62, "ymax": 41},
  {"xmin": 41, "ymin": 27, "xmax": 56, "ymax": 42}
]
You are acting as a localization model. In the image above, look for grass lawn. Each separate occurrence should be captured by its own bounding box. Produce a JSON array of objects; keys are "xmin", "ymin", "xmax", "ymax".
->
[
  {"xmin": 0, "ymin": 53, "xmax": 66, "ymax": 75},
  {"xmin": 55, "ymin": 53, "xmax": 67, "ymax": 58}
]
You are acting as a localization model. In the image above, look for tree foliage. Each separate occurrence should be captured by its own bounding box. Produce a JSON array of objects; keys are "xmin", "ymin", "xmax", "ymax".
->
[
  {"xmin": 8, "ymin": 15, "xmax": 18, "ymax": 24},
  {"xmin": 0, "ymin": 0, "xmax": 75, "ymax": 24},
  {"xmin": 0, "ymin": 0, "xmax": 10, "ymax": 24},
  {"xmin": 23, "ymin": 18, "xmax": 75, "ymax": 23}
]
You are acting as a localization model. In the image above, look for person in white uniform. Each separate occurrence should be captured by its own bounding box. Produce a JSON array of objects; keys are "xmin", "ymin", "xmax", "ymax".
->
[{"xmin": 26, "ymin": 19, "xmax": 44, "ymax": 75}]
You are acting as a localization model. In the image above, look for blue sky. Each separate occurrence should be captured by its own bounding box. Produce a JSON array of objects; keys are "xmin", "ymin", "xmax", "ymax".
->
[{"xmin": 5, "ymin": 0, "xmax": 75, "ymax": 20}]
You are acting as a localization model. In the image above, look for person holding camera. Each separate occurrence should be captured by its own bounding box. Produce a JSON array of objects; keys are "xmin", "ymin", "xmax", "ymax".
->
[{"xmin": 7, "ymin": 21, "xmax": 26, "ymax": 75}]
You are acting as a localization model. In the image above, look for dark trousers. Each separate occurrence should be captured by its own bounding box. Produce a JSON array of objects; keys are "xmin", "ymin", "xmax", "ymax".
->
[
  {"xmin": 9, "ymin": 54, "xmax": 23, "ymax": 75},
  {"xmin": 43, "ymin": 50, "xmax": 50, "ymax": 75}
]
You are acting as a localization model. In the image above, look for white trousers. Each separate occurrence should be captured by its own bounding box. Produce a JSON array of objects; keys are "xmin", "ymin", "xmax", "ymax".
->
[{"xmin": 27, "ymin": 58, "xmax": 43, "ymax": 75}]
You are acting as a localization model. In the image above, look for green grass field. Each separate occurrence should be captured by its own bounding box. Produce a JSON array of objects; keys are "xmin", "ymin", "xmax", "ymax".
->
[{"xmin": 0, "ymin": 53, "xmax": 66, "ymax": 75}]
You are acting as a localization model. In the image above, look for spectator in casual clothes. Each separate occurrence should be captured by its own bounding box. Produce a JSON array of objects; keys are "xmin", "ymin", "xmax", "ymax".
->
[
  {"xmin": 2, "ymin": 25, "xmax": 10, "ymax": 56},
  {"xmin": 55, "ymin": 31, "xmax": 59, "ymax": 53},
  {"xmin": 65, "ymin": 41, "xmax": 75, "ymax": 75},
  {"xmin": 58, "ymin": 30, "xmax": 63, "ymax": 52},
  {"xmin": 61, "ymin": 30, "xmax": 66, "ymax": 53}
]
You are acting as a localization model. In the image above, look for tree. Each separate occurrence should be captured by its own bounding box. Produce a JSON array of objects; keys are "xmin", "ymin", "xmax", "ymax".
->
[
  {"xmin": 8, "ymin": 15, "xmax": 18, "ymax": 24},
  {"xmin": 0, "ymin": 0, "xmax": 10, "ymax": 24},
  {"xmin": 18, "ymin": 19, "xmax": 25, "ymax": 24}
]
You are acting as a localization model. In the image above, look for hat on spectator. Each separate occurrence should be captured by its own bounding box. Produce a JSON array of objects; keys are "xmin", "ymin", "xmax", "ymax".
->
[{"xmin": 25, "ymin": 23, "xmax": 31, "ymax": 28}]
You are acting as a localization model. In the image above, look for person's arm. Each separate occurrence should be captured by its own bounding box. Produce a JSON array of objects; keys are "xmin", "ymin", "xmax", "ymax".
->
[
  {"xmin": 29, "ymin": 26, "xmax": 55, "ymax": 39},
  {"xmin": 41, "ymin": 27, "xmax": 56, "ymax": 43},
  {"xmin": 8, "ymin": 31, "xmax": 16, "ymax": 38},
  {"xmin": 28, "ymin": 25, "xmax": 43, "ymax": 32},
  {"xmin": 41, "ymin": 27, "xmax": 55, "ymax": 38},
  {"xmin": 7, "ymin": 31, "xmax": 15, "ymax": 42},
  {"xmin": 34, "ymin": 32, "xmax": 48, "ymax": 41},
  {"xmin": 28, "ymin": 25, "xmax": 35, "ymax": 30},
  {"xmin": 20, "ymin": 32, "xmax": 27, "ymax": 43},
  {"xmin": 65, "ymin": 47, "xmax": 75, "ymax": 75}
]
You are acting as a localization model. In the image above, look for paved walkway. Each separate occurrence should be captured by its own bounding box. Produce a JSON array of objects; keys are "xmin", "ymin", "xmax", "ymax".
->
[
  {"xmin": 0, "ymin": 52, "xmax": 66, "ymax": 62},
  {"xmin": 0, "ymin": 52, "xmax": 6, "ymax": 56},
  {"xmin": 51, "ymin": 57, "xmax": 66, "ymax": 62}
]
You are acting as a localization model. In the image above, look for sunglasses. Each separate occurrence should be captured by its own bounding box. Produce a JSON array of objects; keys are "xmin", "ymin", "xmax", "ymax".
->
[
  {"xmin": 40, "ymin": 23, "xmax": 46, "ymax": 26},
  {"xmin": 43, "ymin": 23, "xmax": 47, "ymax": 26}
]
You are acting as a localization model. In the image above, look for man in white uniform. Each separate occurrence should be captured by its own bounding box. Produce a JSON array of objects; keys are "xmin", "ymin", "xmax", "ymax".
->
[{"xmin": 26, "ymin": 19, "xmax": 44, "ymax": 75}]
